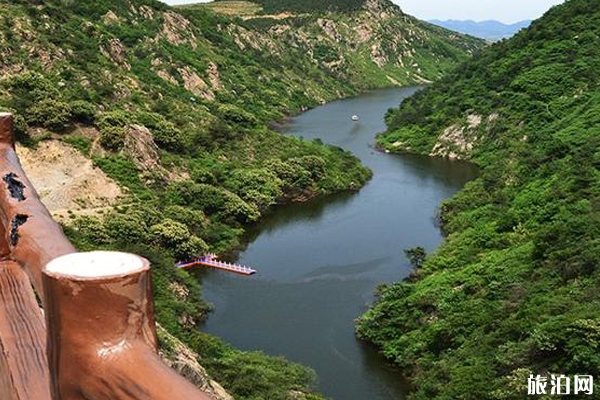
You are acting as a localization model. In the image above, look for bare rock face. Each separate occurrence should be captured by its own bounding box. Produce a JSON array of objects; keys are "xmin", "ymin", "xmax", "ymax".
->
[
  {"xmin": 169, "ymin": 282, "xmax": 190, "ymax": 301},
  {"xmin": 152, "ymin": 58, "xmax": 179, "ymax": 85},
  {"xmin": 178, "ymin": 66, "xmax": 215, "ymax": 101},
  {"xmin": 160, "ymin": 11, "xmax": 197, "ymax": 49},
  {"xmin": 139, "ymin": 5, "xmax": 155, "ymax": 20},
  {"xmin": 207, "ymin": 62, "xmax": 223, "ymax": 91},
  {"xmin": 17, "ymin": 140, "xmax": 121, "ymax": 220},
  {"xmin": 430, "ymin": 114, "xmax": 483, "ymax": 160},
  {"xmin": 364, "ymin": 0, "xmax": 395, "ymax": 19},
  {"xmin": 317, "ymin": 18, "xmax": 342, "ymax": 42},
  {"xmin": 214, "ymin": 0, "xmax": 464, "ymax": 85},
  {"xmin": 102, "ymin": 10, "xmax": 120, "ymax": 25},
  {"xmin": 157, "ymin": 69, "xmax": 179, "ymax": 85},
  {"xmin": 158, "ymin": 326, "xmax": 234, "ymax": 400},
  {"xmin": 122, "ymin": 124, "xmax": 163, "ymax": 172},
  {"xmin": 100, "ymin": 38, "xmax": 131, "ymax": 70},
  {"xmin": 288, "ymin": 390, "xmax": 322, "ymax": 399},
  {"xmin": 371, "ymin": 43, "xmax": 388, "ymax": 67}
]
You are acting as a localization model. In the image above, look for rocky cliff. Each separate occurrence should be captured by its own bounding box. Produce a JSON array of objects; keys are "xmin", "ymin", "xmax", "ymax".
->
[{"xmin": 199, "ymin": 0, "xmax": 483, "ymax": 89}]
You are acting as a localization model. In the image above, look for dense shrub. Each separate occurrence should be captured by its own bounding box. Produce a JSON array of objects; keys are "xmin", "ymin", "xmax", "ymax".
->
[
  {"xmin": 103, "ymin": 212, "xmax": 149, "ymax": 243},
  {"xmin": 97, "ymin": 111, "xmax": 131, "ymax": 130},
  {"xmin": 290, "ymin": 156, "xmax": 326, "ymax": 181},
  {"xmin": 189, "ymin": 165, "xmax": 217, "ymax": 184},
  {"xmin": 100, "ymin": 126, "xmax": 126, "ymax": 151},
  {"xmin": 224, "ymin": 168, "xmax": 283, "ymax": 209},
  {"xmin": 204, "ymin": 119, "xmax": 238, "ymax": 146},
  {"xmin": 248, "ymin": 0, "xmax": 366, "ymax": 13},
  {"xmin": 73, "ymin": 216, "xmax": 112, "ymax": 244},
  {"xmin": 265, "ymin": 158, "xmax": 313, "ymax": 190},
  {"xmin": 216, "ymin": 104, "xmax": 258, "ymax": 128},
  {"xmin": 166, "ymin": 182, "xmax": 261, "ymax": 224},
  {"xmin": 3, "ymin": 72, "xmax": 59, "ymax": 111},
  {"xmin": 136, "ymin": 112, "xmax": 183, "ymax": 151},
  {"xmin": 27, "ymin": 98, "xmax": 72, "ymax": 131},
  {"xmin": 164, "ymin": 205, "xmax": 208, "ymax": 233},
  {"xmin": 150, "ymin": 219, "xmax": 209, "ymax": 260},
  {"xmin": 70, "ymin": 100, "xmax": 97, "ymax": 124}
]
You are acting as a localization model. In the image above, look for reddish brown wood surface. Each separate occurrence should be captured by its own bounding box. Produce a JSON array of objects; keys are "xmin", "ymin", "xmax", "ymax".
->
[
  {"xmin": 0, "ymin": 113, "xmax": 76, "ymax": 297},
  {"xmin": 43, "ymin": 255, "xmax": 213, "ymax": 400},
  {"xmin": 0, "ymin": 260, "xmax": 51, "ymax": 400}
]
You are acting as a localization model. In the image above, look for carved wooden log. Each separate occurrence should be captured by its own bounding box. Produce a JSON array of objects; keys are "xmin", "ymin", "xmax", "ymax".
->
[
  {"xmin": 0, "ymin": 113, "xmax": 60, "ymax": 400},
  {"xmin": 0, "ymin": 260, "xmax": 52, "ymax": 400},
  {"xmin": 43, "ymin": 251, "xmax": 213, "ymax": 400},
  {"xmin": 0, "ymin": 113, "xmax": 76, "ymax": 296}
]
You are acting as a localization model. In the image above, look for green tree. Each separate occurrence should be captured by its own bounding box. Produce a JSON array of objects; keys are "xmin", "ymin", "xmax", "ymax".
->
[
  {"xmin": 28, "ymin": 98, "xmax": 72, "ymax": 132},
  {"xmin": 150, "ymin": 219, "xmax": 209, "ymax": 260},
  {"xmin": 100, "ymin": 126, "xmax": 126, "ymax": 151},
  {"xmin": 404, "ymin": 246, "xmax": 427, "ymax": 268}
]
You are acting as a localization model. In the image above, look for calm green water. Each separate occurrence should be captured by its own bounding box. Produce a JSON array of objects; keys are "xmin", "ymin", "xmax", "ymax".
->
[{"xmin": 201, "ymin": 87, "xmax": 478, "ymax": 400}]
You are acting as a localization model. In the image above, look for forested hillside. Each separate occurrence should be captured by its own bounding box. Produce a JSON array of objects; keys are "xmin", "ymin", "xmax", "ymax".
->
[
  {"xmin": 0, "ymin": 0, "xmax": 481, "ymax": 398},
  {"xmin": 195, "ymin": 0, "xmax": 483, "ymax": 87},
  {"xmin": 358, "ymin": 0, "xmax": 600, "ymax": 398},
  {"xmin": 238, "ymin": 0, "xmax": 366, "ymax": 13}
]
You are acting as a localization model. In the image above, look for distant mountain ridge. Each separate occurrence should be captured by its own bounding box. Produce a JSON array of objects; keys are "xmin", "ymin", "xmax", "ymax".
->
[
  {"xmin": 428, "ymin": 19, "xmax": 532, "ymax": 40},
  {"xmin": 227, "ymin": 0, "xmax": 366, "ymax": 13},
  {"xmin": 198, "ymin": 0, "xmax": 484, "ymax": 86}
]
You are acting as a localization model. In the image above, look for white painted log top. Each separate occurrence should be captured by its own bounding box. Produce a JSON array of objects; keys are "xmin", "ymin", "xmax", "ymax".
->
[{"xmin": 45, "ymin": 251, "xmax": 145, "ymax": 278}]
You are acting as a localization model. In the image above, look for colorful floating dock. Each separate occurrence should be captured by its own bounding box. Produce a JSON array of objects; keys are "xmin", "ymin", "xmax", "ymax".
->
[{"xmin": 176, "ymin": 254, "xmax": 257, "ymax": 276}]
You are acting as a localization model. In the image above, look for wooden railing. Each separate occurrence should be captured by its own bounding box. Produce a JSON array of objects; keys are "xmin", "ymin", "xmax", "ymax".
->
[{"xmin": 0, "ymin": 113, "xmax": 213, "ymax": 400}]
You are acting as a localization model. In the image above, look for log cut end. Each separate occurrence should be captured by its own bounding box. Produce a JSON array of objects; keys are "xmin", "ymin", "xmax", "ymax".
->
[{"xmin": 45, "ymin": 251, "xmax": 147, "ymax": 279}]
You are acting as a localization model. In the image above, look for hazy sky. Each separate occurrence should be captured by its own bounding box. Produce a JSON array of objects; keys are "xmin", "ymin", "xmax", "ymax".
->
[{"xmin": 164, "ymin": 0, "xmax": 565, "ymax": 23}]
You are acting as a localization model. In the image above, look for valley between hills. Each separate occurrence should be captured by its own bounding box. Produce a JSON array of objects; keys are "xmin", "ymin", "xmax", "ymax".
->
[{"xmin": 5, "ymin": 0, "xmax": 596, "ymax": 399}]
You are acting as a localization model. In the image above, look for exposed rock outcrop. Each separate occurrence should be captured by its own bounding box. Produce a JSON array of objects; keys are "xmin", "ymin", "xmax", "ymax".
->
[
  {"xmin": 100, "ymin": 38, "xmax": 130, "ymax": 70},
  {"xmin": 207, "ymin": 62, "xmax": 223, "ymax": 91},
  {"xmin": 102, "ymin": 10, "xmax": 121, "ymax": 25},
  {"xmin": 178, "ymin": 66, "xmax": 215, "ymax": 101},
  {"xmin": 160, "ymin": 11, "xmax": 197, "ymax": 49},
  {"xmin": 430, "ymin": 114, "xmax": 485, "ymax": 160},
  {"xmin": 18, "ymin": 140, "xmax": 121, "ymax": 220},
  {"xmin": 158, "ymin": 326, "xmax": 233, "ymax": 400},
  {"xmin": 122, "ymin": 124, "xmax": 163, "ymax": 172},
  {"xmin": 139, "ymin": 5, "xmax": 155, "ymax": 20},
  {"xmin": 219, "ymin": 0, "xmax": 479, "ymax": 85}
]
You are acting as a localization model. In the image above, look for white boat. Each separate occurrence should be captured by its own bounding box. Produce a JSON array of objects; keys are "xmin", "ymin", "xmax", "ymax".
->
[{"xmin": 351, "ymin": 115, "xmax": 360, "ymax": 121}]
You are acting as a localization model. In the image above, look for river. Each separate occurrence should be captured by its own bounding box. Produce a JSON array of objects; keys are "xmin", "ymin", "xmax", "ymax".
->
[{"xmin": 201, "ymin": 87, "xmax": 478, "ymax": 400}]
